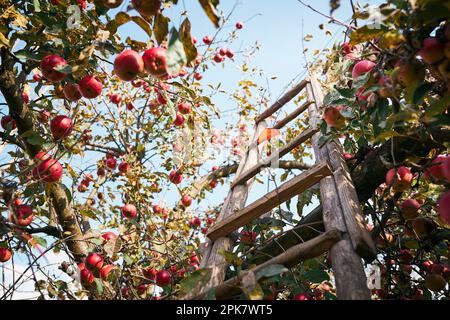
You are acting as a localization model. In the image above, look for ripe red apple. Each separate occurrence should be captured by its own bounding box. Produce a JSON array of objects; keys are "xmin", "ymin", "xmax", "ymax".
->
[
  {"xmin": 143, "ymin": 267, "xmax": 157, "ymax": 280},
  {"xmin": 240, "ymin": 230, "xmax": 256, "ymax": 244},
  {"xmin": 22, "ymin": 92, "xmax": 29, "ymax": 104},
  {"xmin": 155, "ymin": 270, "xmax": 171, "ymax": 287},
  {"xmin": 77, "ymin": 184, "xmax": 87, "ymax": 193},
  {"xmin": 173, "ymin": 112, "xmax": 185, "ymax": 127},
  {"xmin": 37, "ymin": 110, "xmax": 51, "ymax": 124},
  {"xmin": 343, "ymin": 153, "xmax": 353, "ymax": 160},
  {"xmin": 109, "ymin": 93, "xmax": 122, "ymax": 104},
  {"xmin": 35, "ymin": 158, "xmax": 63, "ymax": 183},
  {"xmin": 351, "ymin": 60, "xmax": 375, "ymax": 79},
  {"xmin": 118, "ymin": 162, "xmax": 130, "ymax": 174},
  {"xmin": 121, "ymin": 204, "xmax": 137, "ymax": 219},
  {"xmin": 425, "ymin": 274, "xmax": 446, "ymax": 292},
  {"xmin": 80, "ymin": 268, "xmax": 94, "ymax": 285},
  {"xmin": 323, "ymin": 105, "xmax": 346, "ymax": 128},
  {"xmin": 442, "ymin": 155, "xmax": 450, "ymax": 181},
  {"xmin": 292, "ymin": 293, "xmax": 310, "ymax": 300},
  {"xmin": 85, "ymin": 253, "xmax": 104, "ymax": 271},
  {"xmin": 169, "ymin": 169, "xmax": 183, "ymax": 184},
  {"xmin": 219, "ymin": 47, "xmax": 227, "ymax": 56},
  {"xmin": 132, "ymin": 0, "xmax": 161, "ymax": 16},
  {"xmin": 213, "ymin": 53, "xmax": 224, "ymax": 63},
  {"xmin": 50, "ymin": 115, "xmax": 73, "ymax": 140},
  {"xmin": 424, "ymin": 155, "xmax": 448, "ymax": 182},
  {"xmin": 142, "ymin": 47, "xmax": 167, "ymax": 78},
  {"xmin": 114, "ymin": 50, "xmax": 144, "ymax": 81},
  {"xmin": 194, "ymin": 72, "xmax": 203, "ymax": 81},
  {"xmin": 202, "ymin": 36, "xmax": 213, "ymax": 45},
  {"xmin": 100, "ymin": 264, "xmax": 116, "ymax": 281},
  {"xmin": 235, "ymin": 21, "xmax": 243, "ymax": 29},
  {"xmin": 102, "ymin": 232, "xmax": 117, "ymax": 243},
  {"xmin": 33, "ymin": 73, "xmax": 41, "ymax": 82},
  {"xmin": 13, "ymin": 204, "xmax": 34, "ymax": 227},
  {"xmin": 225, "ymin": 49, "xmax": 234, "ymax": 59},
  {"xmin": 189, "ymin": 217, "xmax": 201, "ymax": 228},
  {"xmin": 0, "ymin": 247, "xmax": 12, "ymax": 263},
  {"xmin": 178, "ymin": 102, "xmax": 192, "ymax": 114},
  {"xmin": 385, "ymin": 166, "xmax": 413, "ymax": 191},
  {"xmin": 181, "ymin": 194, "xmax": 192, "ymax": 207},
  {"xmin": 79, "ymin": 75, "xmax": 103, "ymax": 99},
  {"xmin": 152, "ymin": 204, "xmax": 164, "ymax": 214},
  {"xmin": 105, "ymin": 157, "xmax": 117, "ymax": 170},
  {"xmin": 103, "ymin": 0, "xmax": 123, "ymax": 8},
  {"xmin": 63, "ymin": 83, "xmax": 82, "ymax": 101},
  {"xmin": 400, "ymin": 198, "xmax": 420, "ymax": 220},
  {"xmin": 209, "ymin": 179, "xmax": 218, "ymax": 189},
  {"xmin": 438, "ymin": 190, "xmax": 450, "ymax": 225},
  {"xmin": 34, "ymin": 151, "xmax": 51, "ymax": 163},
  {"xmin": 419, "ymin": 37, "xmax": 445, "ymax": 64},
  {"xmin": 1, "ymin": 115, "xmax": 16, "ymax": 130},
  {"xmin": 40, "ymin": 54, "xmax": 68, "ymax": 82}
]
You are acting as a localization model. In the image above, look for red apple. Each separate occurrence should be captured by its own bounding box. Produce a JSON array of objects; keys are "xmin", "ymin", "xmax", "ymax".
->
[
  {"xmin": 400, "ymin": 198, "xmax": 420, "ymax": 219},
  {"xmin": 438, "ymin": 190, "xmax": 450, "ymax": 225},
  {"xmin": 0, "ymin": 247, "xmax": 12, "ymax": 263},
  {"xmin": 40, "ymin": 54, "xmax": 68, "ymax": 82},
  {"xmin": 105, "ymin": 157, "xmax": 117, "ymax": 170},
  {"xmin": 102, "ymin": 232, "xmax": 117, "ymax": 243},
  {"xmin": 155, "ymin": 270, "xmax": 171, "ymax": 287},
  {"xmin": 213, "ymin": 53, "xmax": 224, "ymax": 63},
  {"xmin": 419, "ymin": 37, "xmax": 445, "ymax": 64},
  {"xmin": 50, "ymin": 115, "xmax": 73, "ymax": 140},
  {"xmin": 178, "ymin": 102, "xmax": 192, "ymax": 114},
  {"xmin": 22, "ymin": 92, "xmax": 29, "ymax": 104},
  {"xmin": 153, "ymin": 204, "xmax": 164, "ymax": 214},
  {"xmin": 100, "ymin": 264, "xmax": 116, "ymax": 280},
  {"xmin": 173, "ymin": 112, "xmax": 185, "ymax": 126},
  {"xmin": 181, "ymin": 194, "xmax": 192, "ymax": 207},
  {"xmin": 225, "ymin": 49, "xmax": 234, "ymax": 59},
  {"xmin": 118, "ymin": 162, "xmax": 130, "ymax": 174},
  {"xmin": 442, "ymin": 155, "xmax": 450, "ymax": 181},
  {"xmin": 85, "ymin": 253, "xmax": 104, "ymax": 271},
  {"xmin": 209, "ymin": 179, "xmax": 218, "ymax": 189},
  {"xmin": 132, "ymin": 0, "xmax": 161, "ymax": 17},
  {"xmin": 194, "ymin": 72, "xmax": 203, "ymax": 81},
  {"xmin": 63, "ymin": 83, "xmax": 82, "ymax": 101},
  {"xmin": 351, "ymin": 60, "xmax": 375, "ymax": 79},
  {"xmin": 424, "ymin": 155, "xmax": 448, "ymax": 182},
  {"xmin": 114, "ymin": 50, "xmax": 144, "ymax": 81},
  {"xmin": 35, "ymin": 158, "xmax": 63, "ymax": 183},
  {"xmin": 79, "ymin": 75, "xmax": 103, "ymax": 99},
  {"xmin": 80, "ymin": 268, "xmax": 94, "ymax": 285},
  {"xmin": 37, "ymin": 110, "xmax": 51, "ymax": 124},
  {"xmin": 323, "ymin": 105, "xmax": 346, "ymax": 128},
  {"xmin": 169, "ymin": 169, "xmax": 183, "ymax": 184},
  {"xmin": 385, "ymin": 166, "xmax": 413, "ymax": 191},
  {"xmin": 240, "ymin": 230, "xmax": 256, "ymax": 244},
  {"xmin": 202, "ymin": 36, "xmax": 213, "ymax": 45},
  {"xmin": 109, "ymin": 93, "xmax": 122, "ymax": 104},
  {"xmin": 13, "ymin": 204, "xmax": 34, "ymax": 227},
  {"xmin": 1, "ymin": 115, "xmax": 16, "ymax": 130},
  {"xmin": 143, "ymin": 267, "xmax": 157, "ymax": 280},
  {"xmin": 292, "ymin": 293, "xmax": 310, "ymax": 300},
  {"xmin": 235, "ymin": 21, "xmax": 243, "ymax": 29},
  {"xmin": 142, "ymin": 47, "xmax": 167, "ymax": 78},
  {"xmin": 121, "ymin": 204, "xmax": 137, "ymax": 219}
]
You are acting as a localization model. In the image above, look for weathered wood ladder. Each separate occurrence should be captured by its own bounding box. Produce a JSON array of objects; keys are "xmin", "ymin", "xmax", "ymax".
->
[{"xmin": 185, "ymin": 72, "xmax": 377, "ymax": 300}]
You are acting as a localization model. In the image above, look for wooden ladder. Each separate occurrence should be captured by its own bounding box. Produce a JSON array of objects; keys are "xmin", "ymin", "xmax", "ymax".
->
[{"xmin": 184, "ymin": 72, "xmax": 377, "ymax": 300}]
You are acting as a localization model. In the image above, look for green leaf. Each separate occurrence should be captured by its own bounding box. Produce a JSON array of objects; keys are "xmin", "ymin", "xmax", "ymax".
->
[
  {"xmin": 303, "ymin": 269, "xmax": 330, "ymax": 283},
  {"xmin": 413, "ymin": 82, "xmax": 434, "ymax": 105},
  {"xmin": 179, "ymin": 18, "xmax": 197, "ymax": 64},
  {"xmin": 32, "ymin": 236, "xmax": 47, "ymax": 247},
  {"xmin": 21, "ymin": 131, "xmax": 45, "ymax": 146},
  {"xmin": 166, "ymin": 27, "xmax": 187, "ymax": 77},
  {"xmin": 53, "ymin": 64, "xmax": 72, "ymax": 74},
  {"xmin": 33, "ymin": 0, "xmax": 41, "ymax": 12},
  {"xmin": 199, "ymin": 0, "xmax": 221, "ymax": 28},
  {"xmin": 179, "ymin": 268, "xmax": 212, "ymax": 295},
  {"xmin": 154, "ymin": 13, "xmax": 169, "ymax": 45},
  {"xmin": 350, "ymin": 25, "xmax": 386, "ymax": 45},
  {"xmin": 424, "ymin": 95, "xmax": 450, "ymax": 118},
  {"xmin": 94, "ymin": 278, "xmax": 104, "ymax": 295},
  {"xmin": 255, "ymin": 264, "xmax": 288, "ymax": 280}
]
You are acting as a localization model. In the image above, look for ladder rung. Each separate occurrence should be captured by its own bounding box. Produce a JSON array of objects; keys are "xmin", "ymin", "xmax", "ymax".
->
[
  {"xmin": 231, "ymin": 127, "xmax": 317, "ymax": 188},
  {"xmin": 273, "ymin": 101, "xmax": 313, "ymax": 129},
  {"xmin": 207, "ymin": 161, "xmax": 332, "ymax": 241},
  {"xmin": 194, "ymin": 229, "xmax": 341, "ymax": 300},
  {"xmin": 255, "ymin": 80, "xmax": 309, "ymax": 123}
]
